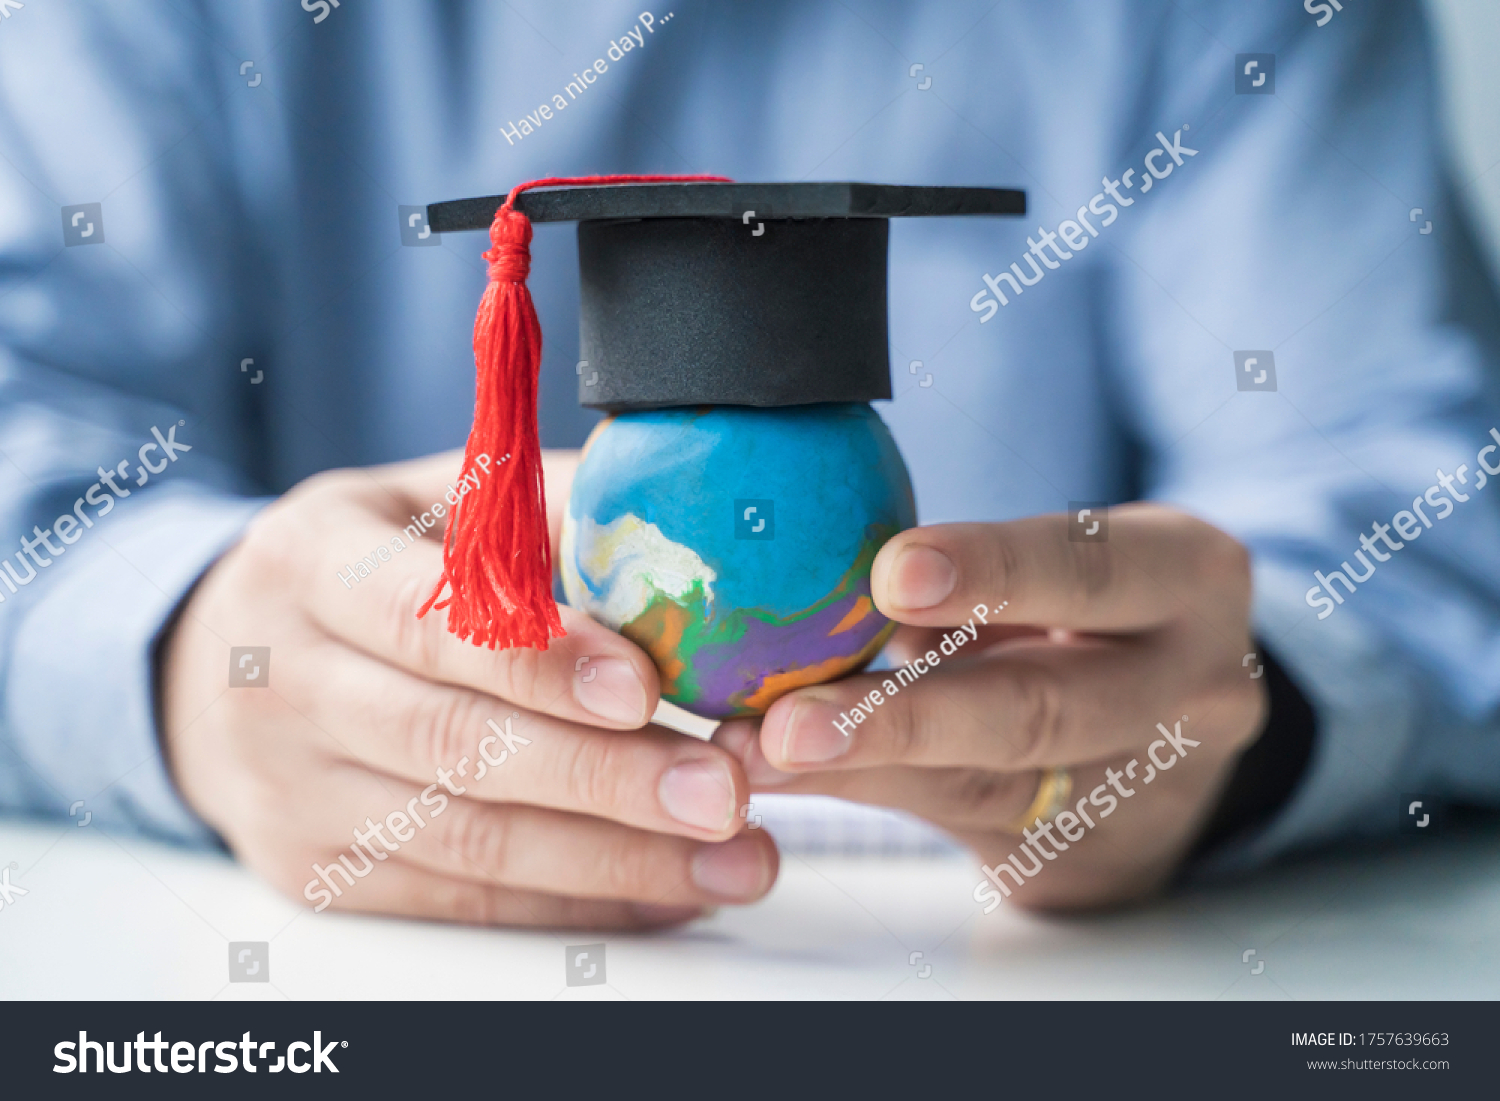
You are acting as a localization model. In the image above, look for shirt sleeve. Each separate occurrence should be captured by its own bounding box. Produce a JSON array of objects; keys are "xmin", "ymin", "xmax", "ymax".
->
[
  {"xmin": 1, "ymin": 475, "xmax": 263, "ymax": 845},
  {"xmin": 1116, "ymin": 1, "xmax": 1500, "ymax": 869},
  {"xmin": 0, "ymin": 4, "xmax": 268, "ymax": 844}
]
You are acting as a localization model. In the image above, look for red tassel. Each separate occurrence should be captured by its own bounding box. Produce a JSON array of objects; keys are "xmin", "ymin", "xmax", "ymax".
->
[{"xmin": 419, "ymin": 174, "xmax": 732, "ymax": 650}]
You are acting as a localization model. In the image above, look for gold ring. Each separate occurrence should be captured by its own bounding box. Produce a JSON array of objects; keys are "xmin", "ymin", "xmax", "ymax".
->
[{"xmin": 1002, "ymin": 768, "xmax": 1072, "ymax": 833}]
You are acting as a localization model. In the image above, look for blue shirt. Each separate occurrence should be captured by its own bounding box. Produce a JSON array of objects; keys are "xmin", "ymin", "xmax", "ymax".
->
[{"xmin": 1, "ymin": 0, "xmax": 1497, "ymax": 867}]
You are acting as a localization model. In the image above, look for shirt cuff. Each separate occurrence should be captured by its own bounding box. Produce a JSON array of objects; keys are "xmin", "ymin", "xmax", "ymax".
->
[
  {"xmin": 1192, "ymin": 559, "xmax": 1420, "ymax": 876},
  {"xmin": 4, "ymin": 486, "xmax": 265, "ymax": 845},
  {"xmin": 1189, "ymin": 643, "xmax": 1317, "ymax": 861}
]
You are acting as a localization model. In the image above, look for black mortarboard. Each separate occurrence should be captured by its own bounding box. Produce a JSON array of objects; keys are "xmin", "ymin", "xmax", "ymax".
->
[
  {"xmin": 416, "ymin": 176, "xmax": 1026, "ymax": 652},
  {"xmin": 428, "ymin": 181, "xmax": 1025, "ymax": 411}
]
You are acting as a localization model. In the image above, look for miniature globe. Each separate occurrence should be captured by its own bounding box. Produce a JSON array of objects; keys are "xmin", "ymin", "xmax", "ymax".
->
[{"xmin": 561, "ymin": 403, "xmax": 916, "ymax": 720}]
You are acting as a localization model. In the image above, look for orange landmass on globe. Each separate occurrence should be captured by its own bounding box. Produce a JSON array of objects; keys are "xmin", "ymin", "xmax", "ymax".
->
[
  {"xmin": 620, "ymin": 598, "xmax": 690, "ymax": 698},
  {"xmin": 735, "ymin": 620, "xmax": 896, "ymax": 714},
  {"xmin": 829, "ymin": 594, "xmax": 874, "ymax": 636}
]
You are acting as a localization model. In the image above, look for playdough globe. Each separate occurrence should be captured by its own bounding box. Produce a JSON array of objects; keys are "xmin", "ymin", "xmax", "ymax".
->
[{"xmin": 561, "ymin": 403, "xmax": 916, "ymax": 720}]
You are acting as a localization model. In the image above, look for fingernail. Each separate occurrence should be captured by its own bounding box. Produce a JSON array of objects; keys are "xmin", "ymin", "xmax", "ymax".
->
[
  {"xmin": 631, "ymin": 902, "xmax": 705, "ymax": 925},
  {"xmin": 715, "ymin": 719, "xmax": 792, "ymax": 786},
  {"xmin": 691, "ymin": 836, "xmax": 771, "ymax": 900},
  {"xmin": 574, "ymin": 657, "xmax": 648, "ymax": 726},
  {"xmin": 658, "ymin": 759, "xmax": 736, "ymax": 832},
  {"xmin": 744, "ymin": 741, "xmax": 794, "ymax": 786},
  {"xmin": 711, "ymin": 718, "xmax": 756, "ymax": 758},
  {"xmin": 890, "ymin": 544, "xmax": 956, "ymax": 610},
  {"xmin": 779, "ymin": 694, "xmax": 853, "ymax": 765}
]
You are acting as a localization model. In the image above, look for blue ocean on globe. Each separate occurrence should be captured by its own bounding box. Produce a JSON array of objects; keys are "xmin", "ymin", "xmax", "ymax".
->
[{"xmin": 561, "ymin": 403, "xmax": 916, "ymax": 719}]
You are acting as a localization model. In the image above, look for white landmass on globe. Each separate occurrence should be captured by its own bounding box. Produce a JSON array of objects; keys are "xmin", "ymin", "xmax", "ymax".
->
[{"xmin": 561, "ymin": 512, "xmax": 717, "ymax": 629}]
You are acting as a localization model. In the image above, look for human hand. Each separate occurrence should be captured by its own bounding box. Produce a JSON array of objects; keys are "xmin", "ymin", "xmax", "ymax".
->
[
  {"xmin": 160, "ymin": 450, "xmax": 777, "ymax": 929},
  {"xmin": 714, "ymin": 503, "xmax": 1265, "ymax": 909}
]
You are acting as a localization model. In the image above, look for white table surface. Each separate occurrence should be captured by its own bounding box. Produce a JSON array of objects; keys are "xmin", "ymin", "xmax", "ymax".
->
[{"xmin": 1, "ymin": 817, "xmax": 1496, "ymax": 1000}]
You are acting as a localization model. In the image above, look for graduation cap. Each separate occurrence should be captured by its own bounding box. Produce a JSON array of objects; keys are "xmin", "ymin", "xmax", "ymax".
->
[{"xmin": 417, "ymin": 174, "xmax": 1026, "ymax": 651}]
